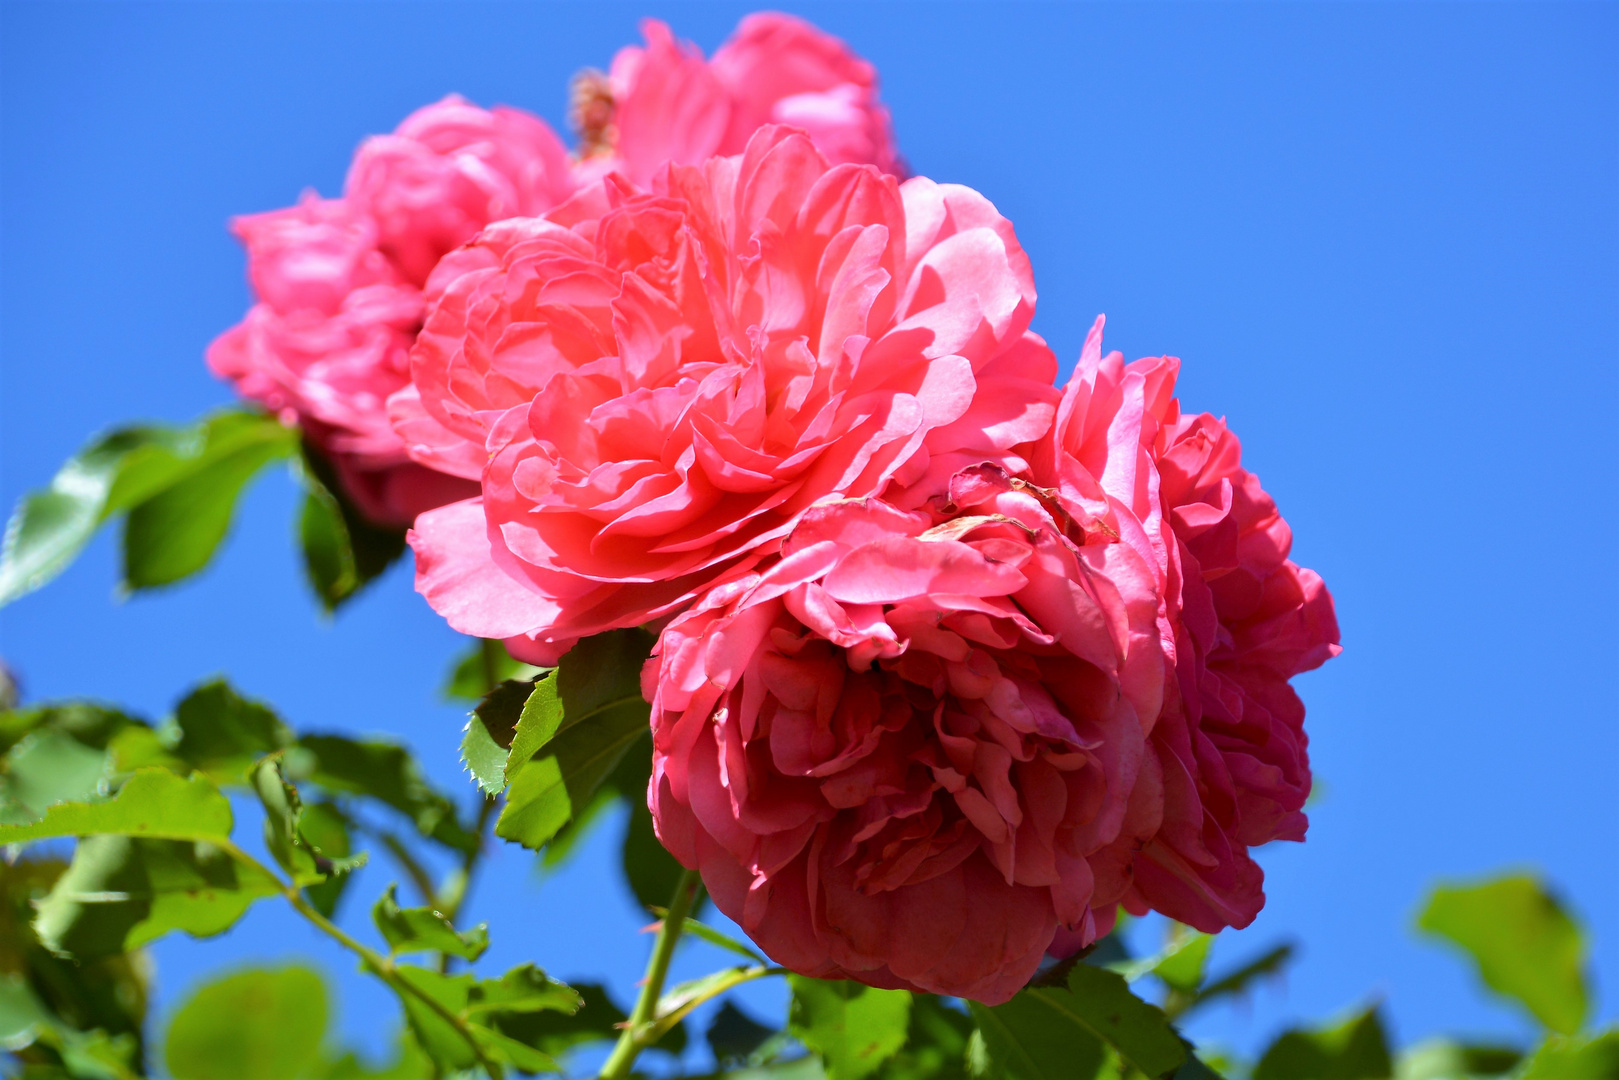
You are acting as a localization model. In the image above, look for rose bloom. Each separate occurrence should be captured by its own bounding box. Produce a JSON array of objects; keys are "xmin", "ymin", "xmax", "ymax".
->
[
  {"xmin": 1031, "ymin": 318, "xmax": 1340, "ymax": 944},
  {"xmin": 644, "ymin": 473, "xmax": 1165, "ymax": 1004},
  {"xmin": 402, "ymin": 126, "xmax": 1059, "ymax": 664},
  {"xmin": 572, "ymin": 14, "xmax": 901, "ymax": 186},
  {"xmin": 209, "ymin": 96, "xmax": 575, "ymax": 526}
]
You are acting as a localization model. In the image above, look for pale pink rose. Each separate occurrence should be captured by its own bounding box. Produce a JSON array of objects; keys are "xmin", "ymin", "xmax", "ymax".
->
[
  {"xmin": 645, "ymin": 480, "xmax": 1164, "ymax": 1004},
  {"xmin": 1032, "ymin": 318, "xmax": 1340, "ymax": 944},
  {"xmin": 577, "ymin": 15, "xmax": 900, "ymax": 186},
  {"xmin": 209, "ymin": 96, "xmax": 574, "ymax": 526},
  {"xmin": 402, "ymin": 126, "xmax": 1058, "ymax": 664}
]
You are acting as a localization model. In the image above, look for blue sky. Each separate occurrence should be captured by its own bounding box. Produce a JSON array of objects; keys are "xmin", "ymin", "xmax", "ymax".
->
[{"xmin": 2, "ymin": 1, "xmax": 1615, "ymax": 1070}]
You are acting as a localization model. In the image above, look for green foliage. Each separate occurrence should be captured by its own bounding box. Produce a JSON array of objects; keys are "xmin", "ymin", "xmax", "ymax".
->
[
  {"xmin": 288, "ymin": 733, "xmax": 476, "ymax": 854},
  {"xmin": 1514, "ymin": 1029, "xmax": 1619, "ymax": 1080},
  {"xmin": 295, "ymin": 445, "xmax": 407, "ymax": 613},
  {"xmin": 391, "ymin": 963, "xmax": 579, "ymax": 1074},
  {"xmin": 972, "ymin": 964, "xmax": 1188, "ymax": 1079},
  {"xmin": 172, "ymin": 680, "xmax": 291, "ymax": 780},
  {"xmin": 708, "ymin": 1001, "xmax": 780, "ymax": 1067},
  {"xmin": 33, "ymin": 834, "xmax": 281, "ymax": 958},
  {"xmin": 1185, "ymin": 943, "xmax": 1296, "ymax": 1014},
  {"xmin": 163, "ymin": 966, "xmax": 328, "ymax": 1080},
  {"xmin": 0, "ymin": 408, "xmax": 298, "ymax": 606},
  {"xmin": 789, "ymin": 977, "xmax": 912, "ymax": 1080},
  {"xmin": 1393, "ymin": 1038, "xmax": 1520, "ymax": 1079},
  {"xmin": 1417, "ymin": 874, "xmax": 1588, "ymax": 1034},
  {"xmin": 373, "ymin": 884, "xmax": 489, "ymax": 961},
  {"xmin": 1253, "ymin": 1003, "xmax": 1392, "ymax": 1080},
  {"xmin": 880, "ymin": 995, "xmax": 974, "ymax": 1080},
  {"xmin": 495, "ymin": 630, "xmax": 656, "ymax": 852},
  {"xmin": 462, "ymin": 678, "xmax": 538, "ymax": 795},
  {"xmin": 0, "ymin": 768, "xmax": 233, "ymax": 846}
]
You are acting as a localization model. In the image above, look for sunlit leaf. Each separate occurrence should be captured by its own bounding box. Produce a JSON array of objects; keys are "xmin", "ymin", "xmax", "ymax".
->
[
  {"xmin": 250, "ymin": 757, "xmax": 323, "ymax": 885},
  {"xmin": 505, "ymin": 629, "xmax": 654, "ymax": 780},
  {"xmin": 488, "ymin": 982, "xmax": 625, "ymax": 1060},
  {"xmin": 1153, "ymin": 931, "xmax": 1213, "ymax": 995},
  {"xmin": 373, "ymin": 883, "xmax": 488, "ymax": 961},
  {"xmin": 461, "ymin": 678, "xmax": 536, "ymax": 795},
  {"xmin": 0, "ymin": 728, "xmax": 111, "ymax": 824},
  {"xmin": 1253, "ymin": 1003, "xmax": 1391, "ymax": 1080},
  {"xmin": 0, "ymin": 768, "xmax": 233, "ymax": 846},
  {"xmin": 1514, "ymin": 1029, "xmax": 1619, "ymax": 1080},
  {"xmin": 1417, "ymin": 874, "xmax": 1588, "ymax": 1034},
  {"xmin": 299, "ymin": 800, "xmax": 361, "ymax": 919},
  {"xmin": 1393, "ymin": 1037, "xmax": 1520, "ymax": 1079},
  {"xmin": 164, "ymin": 966, "xmax": 327, "ymax": 1080},
  {"xmin": 0, "ymin": 426, "xmax": 179, "ymax": 606},
  {"xmin": 314, "ymin": 1038, "xmax": 433, "ymax": 1080},
  {"xmin": 33, "ymin": 835, "xmax": 281, "ymax": 958},
  {"xmin": 1184, "ymin": 942, "xmax": 1295, "ymax": 1015},
  {"xmin": 789, "ymin": 976, "xmax": 911, "ymax": 1080}
]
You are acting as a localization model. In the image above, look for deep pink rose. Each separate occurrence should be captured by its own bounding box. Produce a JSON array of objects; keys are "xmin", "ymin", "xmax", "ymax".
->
[
  {"xmin": 645, "ymin": 482, "xmax": 1164, "ymax": 1003},
  {"xmin": 575, "ymin": 15, "xmax": 900, "ymax": 186},
  {"xmin": 1032, "ymin": 318, "xmax": 1340, "ymax": 942},
  {"xmin": 208, "ymin": 96, "xmax": 574, "ymax": 526},
  {"xmin": 402, "ymin": 126, "xmax": 1057, "ymax": 663}
]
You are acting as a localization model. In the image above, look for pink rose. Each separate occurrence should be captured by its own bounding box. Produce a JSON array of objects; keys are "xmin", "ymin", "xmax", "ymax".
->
[
  {"xmin": 575, "ymin": 15, "xmax": 900, "ymax": 186},
  {"xmin": 645, "ymin": 481, "xmax": 1164, "ymax": 1004},
  {"xmin": 1032, "ymin": 318, "xmax": 1340, "ymax": 942},
  {"xmin": 401, "ymin": 126, "xmax": 1058, "ymax": 663},
  {"xmin": 208, "ymin": 96, "xmax": 574, "ymax": 526}
]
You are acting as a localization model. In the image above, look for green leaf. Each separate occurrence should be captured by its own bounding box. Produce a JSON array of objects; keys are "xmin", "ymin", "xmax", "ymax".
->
[
  {"xmin": 172, "ymin": 679, "xmax": 292, "ymax": 780},
  {"xmin": 164, "ymin": 965, "xmax": 327, "ymax": 1080},
  {"xmin": 443, "ymin": 640, "xmax": 545, "ymax": 703},
  {"xmin": 709, "ymin": 1000, "xmax": 779, "ymax": 1066},
  {"xmin": 0, "ymin": 425, "xmax": 178, "ymax": 606},
  {"xmin": 1417, "ymin": 873, "xmax": 1588, "ymax": 1034},
  {"xmin": 789, "ymin": 976, "xmax": 912, "ymax": 1080},
  {"xmin": 1394, "ymin": 1037, "xmax": 1521, "ymax": 1079},
  {"xmin": 495, "ymin": 634, "xmax": 655, "ymax": 852},
  {"xmin": 289, "ymin": 734, "xmax": 475, "ymax": 854},
  {"xmin": 250, "ymin": 756, "xmax": 325, "ymax": 885},
  {"xmin": 295, "ymin": 444, "xmax": 407, "ymax": 613},
  {"xmin": 505, "ymin": 629, "xmax": 655, "ymax": 780},
  {"xmin": 1253, "ymin": 1003, "xmax": 1392, "ymax": 1080},
  {"xmin": 33, "ymin": 835, "xmax": 281, "ymax": 957},
  {"xmin": 391, "ymin": 964, "xmax": 578, "ymax": 1074},
  {"xmin": 461, "ymin": 678, "xmax": 537, "ymax": 796},
  {"xmin": 487, "ymin": 982, "xmax": 625, "ymax": 1059},
  {"xmin": 1185, "ymin": 942, "xmax": 1296, "ymax": 1015},
  {"xmin": 668, "ymin": 917, "xmax": 766, "ymax": 965},
  {"xmin": 971, "ymin": 965, "xmax": 1186, "ymax": 1080},
  {"xmin": 299, "ymin": 800, "xmax": 361, "ymax": 919},
  {"xmin": 610, "ymin": 733, "xmax": 690, "ymax": 915},
  {"xmin": 314, "ymin": 1038, "xmax": 433, "ymax": 1080},
  {"xmin": 121, "ymin": 411, "xmax": 295, "ymax": 589},
  {"xmin": 0, "ymin": 856, "xmax": 149, "ymax": 1064},
  {"xmin": 650, "ymin": 966, "xmax": 773, "ymax": 1050},
  {"xmin": 373, "ymin": 884, "xmax": 489, "ymax": 961},
  {"xmin": 0, "ymin": 768, "xmax": 234, "ymax": 846},
  {"xmin": 882, "ymin": 994, "xmax": 975, "ymax": 1080},
  {"xmin": 1152, "ymin": 930, "xmax": 1213, "ymax": 995},
  {"xmin": 1514, "ymin": 1029, "xmax": 1619, "ymax": 1080},
  {"xmin": 0, "ymin": 728, "xmax": 111, "ymax": 824}
]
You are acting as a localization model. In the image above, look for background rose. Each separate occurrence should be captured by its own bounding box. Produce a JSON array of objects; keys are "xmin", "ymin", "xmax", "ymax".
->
[
  {"xmin": 403, "ymin": 125, "xmax": 1058, "ymax": 663},
  {"xmin": 208, "ymin": 95, "xmax": 573, "ymax": 526},
  {"xmin": 646, "ymin": 481, "xmax": 1164, "ymax": 1003},
  {"xmin": 576, "ymin": 14, "xmax": 901, "ymax": 186},
  {"xmin": 1033, "ymin": 318, "xmax": 1341, "ymax": 941}
]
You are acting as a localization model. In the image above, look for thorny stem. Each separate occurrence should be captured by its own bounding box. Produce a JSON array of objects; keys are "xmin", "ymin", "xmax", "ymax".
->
[
  {"xmin": 221, "ymin": 841, "xmax": 505, "ymax": 1080},
  {"xmin": 597, "ymin": 868, "xmax": 703, "ymax": 1080}
]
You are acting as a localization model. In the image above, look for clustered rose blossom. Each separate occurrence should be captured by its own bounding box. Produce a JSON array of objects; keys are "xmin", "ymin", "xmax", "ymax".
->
[
  {"xmin": 575, "ymin": 15, "xmax": 901, "ymax": 185},
  {"xmin": 404, "ymin": 126, "xmax": 1055, "ymax": 664},
  {"xmin": 206, "ymin": 11, "xmax": 1338, "ymax": 1005},
  {"xmin": 209, "ymin": 14, "xmax": 898, "ymax": 528}
]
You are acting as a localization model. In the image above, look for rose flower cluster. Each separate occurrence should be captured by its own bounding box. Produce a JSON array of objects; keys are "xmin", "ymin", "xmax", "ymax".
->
[{"xmin": 210, "ymin": 15, "xmax": 1337, "ymax": 1004}]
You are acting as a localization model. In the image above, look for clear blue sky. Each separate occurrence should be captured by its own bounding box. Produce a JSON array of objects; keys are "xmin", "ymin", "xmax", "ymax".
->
[{"xmin": 2, "ymin": 1, "xmax": 1614, "ymax": 1069}]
